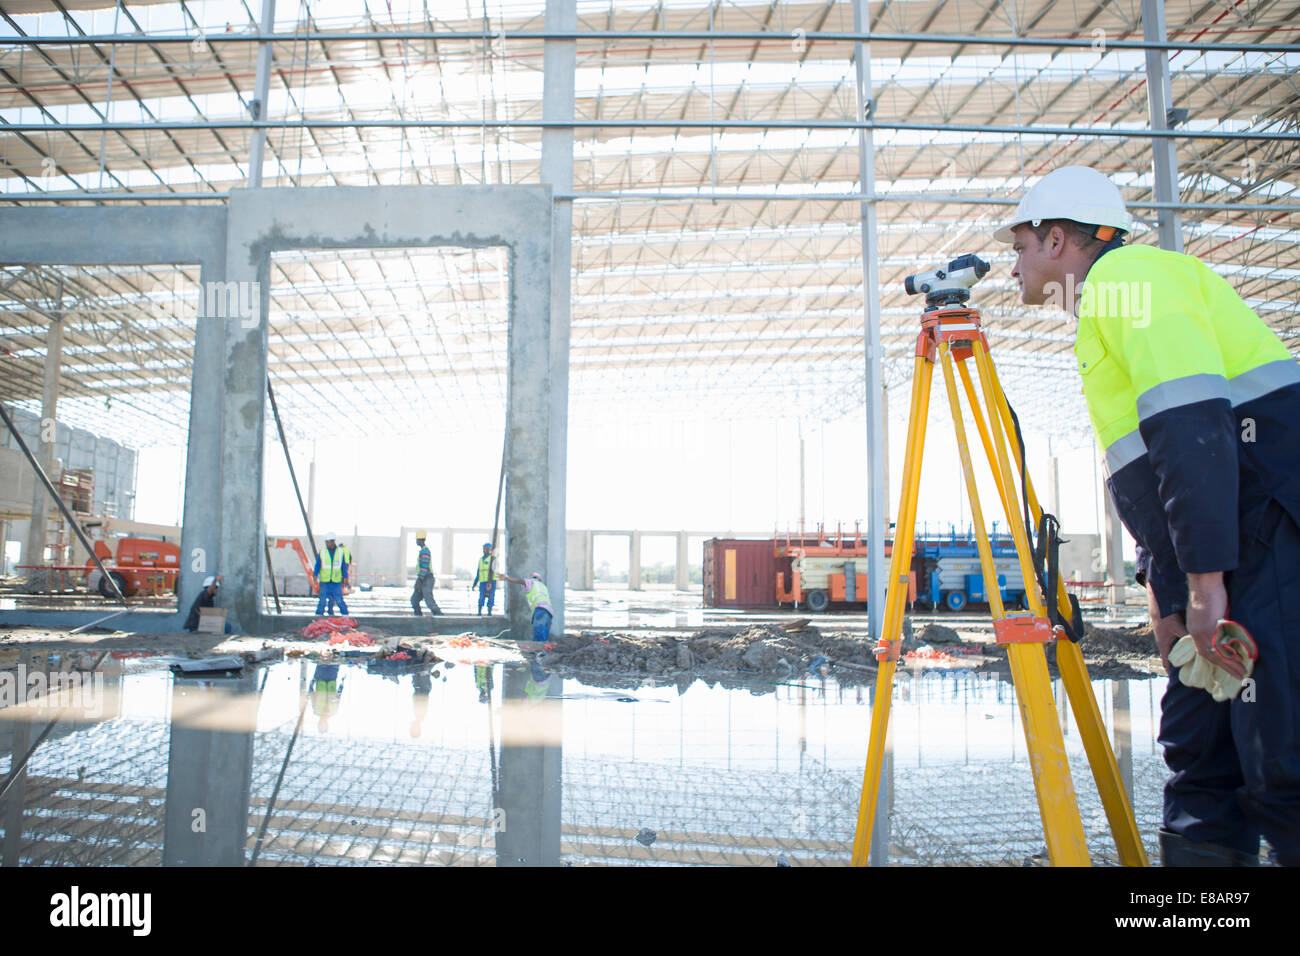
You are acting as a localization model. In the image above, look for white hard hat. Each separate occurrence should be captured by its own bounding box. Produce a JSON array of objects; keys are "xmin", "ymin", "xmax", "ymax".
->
[
  {"xmin": 325, "ymin": 532, "xmax": 337, "ymax": 541},
  {"xmin": 994, "ymin": 166, "xmax": 1133, "ymax": 243},
  {"xmin": 202, "ymin": 575, "xmax": 217, "ymax": 588}
]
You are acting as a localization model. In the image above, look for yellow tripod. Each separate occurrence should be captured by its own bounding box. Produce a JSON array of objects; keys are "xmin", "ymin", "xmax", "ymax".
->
[{"xmin": 850, "ymin": 288, "xmax": 1148, "ymax": 867}]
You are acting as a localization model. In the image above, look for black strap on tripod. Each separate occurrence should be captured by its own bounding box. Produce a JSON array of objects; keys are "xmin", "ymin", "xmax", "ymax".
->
[{"xmin": 1006, "ymin": 399, "xmax": 1086, "ymax": 642}]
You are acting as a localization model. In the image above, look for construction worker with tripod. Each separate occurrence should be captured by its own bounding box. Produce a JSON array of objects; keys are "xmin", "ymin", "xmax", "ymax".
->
[{"xmin": 1001, "ymin": 165, "xmax": 1300, "ymax": 866}]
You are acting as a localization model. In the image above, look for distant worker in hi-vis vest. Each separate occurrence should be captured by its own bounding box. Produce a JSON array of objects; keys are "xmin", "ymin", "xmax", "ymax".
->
[
  {"xmin": 410, "ymin": 531, "xmax": 443, "ymax": 616},
  {"xmin": 469, "ymin": 542, "xmax": 497, "ymax": 615},
  {"xmin": 314, "ymin": 533, "xmax": 349, "ymax": 617},
  {"xmin": 500, "ymin": 570, "xmax": 554, "ymax": 643},
  {"xmin": 1000, "ymin": 166, "xmax": 1300, "ymax": 866}
]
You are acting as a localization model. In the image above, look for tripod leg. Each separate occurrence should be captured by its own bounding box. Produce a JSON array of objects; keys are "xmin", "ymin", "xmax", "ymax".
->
[
  {"xmin": 981, "ymin": 354, "xmax": 1148, "ymax": 866},
  {"xmin": 851, "ymin": 351, "xmax": 933, "ymax": 866},
  {"xmin": 938, "ymin": 347, "xmax": 1009, "ymax": 620},
  {"xmin": 959, "ymin": 343, "xmax": 1091, "ymax": 866},
  {"xmin": 955, "ymin": 361, "xmax": 1019, "ymax": 535}
]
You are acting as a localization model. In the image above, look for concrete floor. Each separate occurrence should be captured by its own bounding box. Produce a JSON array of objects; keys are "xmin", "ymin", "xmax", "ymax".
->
[{"xmin": 0, "ymin": 655, "xmax": 1176, "ymax": 866}]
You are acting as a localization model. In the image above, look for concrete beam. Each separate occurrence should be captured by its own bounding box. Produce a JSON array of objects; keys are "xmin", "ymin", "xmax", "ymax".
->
[{"xmin": 0, "ymin": 206, "xmax": 227, "ymax": 266}]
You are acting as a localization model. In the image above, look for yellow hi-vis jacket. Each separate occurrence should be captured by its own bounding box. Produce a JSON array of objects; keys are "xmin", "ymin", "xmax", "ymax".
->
[
  {"xmin": 317, "ymin": 545, "xmax": 347, "ymax": 584},
  {"xmin": 524, "ymin": 579, "xmax": 553, "ymax": 615},
  {"xmin": 472, "ymin": 555, "xmax": 495, "ymax": 587},
  {"xmin": 1074, "ymin": 243, "xmax": 1300, "ymax": 616}
]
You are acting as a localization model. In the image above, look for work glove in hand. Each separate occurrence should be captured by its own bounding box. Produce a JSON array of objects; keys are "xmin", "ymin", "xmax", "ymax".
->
[{"xmin": 1168, "ymin": 622, "xmax": 1257, "ymax": 702}]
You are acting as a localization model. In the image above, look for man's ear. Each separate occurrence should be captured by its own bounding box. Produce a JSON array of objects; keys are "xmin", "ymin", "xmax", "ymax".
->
[{"xmin": 1047, "ymin": 224, "xmax": 1068, "ymax": 258}]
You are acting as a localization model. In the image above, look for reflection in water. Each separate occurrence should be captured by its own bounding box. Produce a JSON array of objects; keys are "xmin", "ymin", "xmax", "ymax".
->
[
  {"xmin": 495, "ymin": 663, "xmax": 562, "ymax": 866},
  {"xmin": 163, "ymin": 671, "xmax": 257, "ymax": 866},
  {"xmin": 0, "ymin": 652, "xmax": 1168, "ymax": 866}
]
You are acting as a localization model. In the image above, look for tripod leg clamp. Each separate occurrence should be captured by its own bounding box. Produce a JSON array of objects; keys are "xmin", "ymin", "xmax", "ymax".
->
[
  {"xmin": 993, "ymin": 617, "xmax": 1054, "ymax": 644},
  {"xmin": 873, "ymin": 639, "xmax": 902, "ymax": 662}
]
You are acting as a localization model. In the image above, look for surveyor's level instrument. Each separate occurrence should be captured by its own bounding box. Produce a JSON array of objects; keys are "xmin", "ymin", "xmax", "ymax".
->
[{"xmin": 851, "ymin": 276, "xmax": 1147, "ymax": 867}]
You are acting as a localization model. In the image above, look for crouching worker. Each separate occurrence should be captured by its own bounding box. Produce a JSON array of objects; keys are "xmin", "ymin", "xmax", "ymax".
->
[
  {"xmin": 500, "ymin": 571, "xmax": 553, "ymax": 643},
  {"xmin": 183, "ymin": 574, "xmax": 231, "ymax": 633}
]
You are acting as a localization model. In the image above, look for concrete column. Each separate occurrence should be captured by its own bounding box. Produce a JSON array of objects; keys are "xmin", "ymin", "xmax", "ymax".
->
[
  {"xmin": 179, "ymin": 255, "xmax": 228, "ymax": 624},
  {"xmin": 25, "ymin": 294, "xmax": 63, "ymax": 575},
  {"xmin": 218, "ymin": 220, "xmax": 271, "ymax": 633},
  {"xmin": 675, "ymin": 531, "xmax": 689, "ymax": 591},
  {"xmin": 853, "ymin": 0, "xmax": 887, "ymax": 653},
  {"xmin": 541, "ymin": 0, "xmax": 576, "ymax": 636},
  {"xmin": 1142, "ymin": 0, "xmax": 1184, "ymax": 253},
  {"xmin": 565, "ymin": 528, "xmax": 587, "ymax": 590},
  {"xmin": 162, "ymin": 672, "xmax": 256, "ymax": 865},
  {"xmin": 584, "ymin": 530, "xmax": 593, "ymax": 590},
  {"xmin": 628, "ymin": 531, "xmax": 641, "ymax": 590},
  {"xmin": 442, "ymin": 527, "xmax": 455, "ymax": 577}
]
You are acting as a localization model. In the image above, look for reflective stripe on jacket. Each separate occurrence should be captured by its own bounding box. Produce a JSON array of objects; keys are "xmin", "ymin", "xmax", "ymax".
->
[{"xmin": 317, "ymin": 545, "xmax": 347, "ymax": 584}]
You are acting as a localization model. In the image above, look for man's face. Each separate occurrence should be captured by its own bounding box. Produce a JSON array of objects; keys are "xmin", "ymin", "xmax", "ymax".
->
[{"xmin": 1009, "ymin": 224, "xmax": 1059, "ymax": 306}]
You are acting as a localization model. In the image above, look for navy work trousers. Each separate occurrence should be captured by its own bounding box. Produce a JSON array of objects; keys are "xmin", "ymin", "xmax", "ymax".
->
[
  {"xmin": 478, "ymin": 580, "xmax": 496, "ymax": 614},
  {"xmin": 316, "ymin": 581, "xmax": 347, "ymax": 617},
  {"xmin": 1158, "ymin": 500, "xmax": 1300, "ymax": 864}
]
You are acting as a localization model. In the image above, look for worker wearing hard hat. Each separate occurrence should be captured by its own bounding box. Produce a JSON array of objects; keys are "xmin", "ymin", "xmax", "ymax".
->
[
  {"xmin": 314, "ymin": 533, "xmax": 350, "ymax": 617},
  {"xmin": 182, "ymin": 574, "xmax": 225, "ymax": 632},
  {"xmin": 999, "ymin": 166, "xmax": 1300, "ymax": 867},
  {"xmin": 499, "ymin": 570, "xmax": 554, "ymax": 643},
  {"xmin": 410, "ymin": 531, "xmax": 443, "ymax": 616},
  {"xmin": 469, "ymin": 542, "xmax": 498, "ymax": 615}
]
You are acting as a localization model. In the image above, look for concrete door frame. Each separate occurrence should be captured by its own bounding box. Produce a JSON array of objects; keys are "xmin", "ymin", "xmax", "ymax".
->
[
  {"xmin": 221, "ymin": 185, "xmax": 557, "ymax": 635},
  {"xmin": 0, "ymin": 206, "xmax": 227, "ymax": 631}
]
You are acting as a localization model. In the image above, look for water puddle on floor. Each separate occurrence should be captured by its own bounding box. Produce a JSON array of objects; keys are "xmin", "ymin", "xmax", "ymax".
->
[{"xmin": 0, "ymin": 652, "xmax": 1167, "ymax": 866}]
